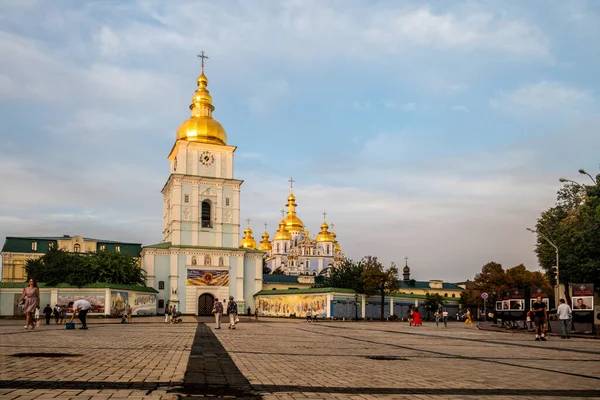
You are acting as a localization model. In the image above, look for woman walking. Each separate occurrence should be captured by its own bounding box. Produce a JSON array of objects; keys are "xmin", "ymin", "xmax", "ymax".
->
[
  {"xmin": 464, "ymin": 309, "xmax": 473, "ymax": 327},
  {"xmin": 20, "ymin": 279, "xmax": 40, "ymax": 330}
]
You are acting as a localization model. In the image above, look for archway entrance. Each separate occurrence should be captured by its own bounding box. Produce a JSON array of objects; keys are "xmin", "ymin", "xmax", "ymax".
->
[{"xmin": 198, "ymin": 293, "xmax": 215, "ymax": 316}]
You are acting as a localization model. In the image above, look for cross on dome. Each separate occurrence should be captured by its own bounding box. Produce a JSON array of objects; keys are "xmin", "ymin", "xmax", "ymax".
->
[
  {"xmin": 322, "ymin": 211, "xmax": 327, "ymax": 220},
  {"xmin": 246, "ymin": 217, "xmax": 251, "ymax": 226},
  {"xmin": 280, "ymin": 209, "xmax": 285, "ymax": 218},
  {"xmin": 264, "ymin": 222, "xmax": 268, "ymax": 231},
  {"xmin": 288, "ymin": 176, "xmax": 295, "ymax": 190},
  {"xmin": 197, "ymin": 50, "xmax": 209, "ymax": 70},
  {"xmin": 404, "ymin": 256, "xmax": 409, "ymax": 265}
]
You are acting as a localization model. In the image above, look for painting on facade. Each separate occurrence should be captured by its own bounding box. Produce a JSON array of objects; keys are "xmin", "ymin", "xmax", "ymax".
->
[
  {"xmin": 110, "ymin": 291, "xmax": 129, "ymax": 316},
  {"xmin": 255, "ymin": 294, "xmax": 327, "ymax": 317},
  {"xmin": 187, "ymin": 269, "xmax": 229, "ymax": 286},
  {"xmin": 58, "ymin": 294, "xmax": 105, "ymax": 313},
  {"xmin": 129, "ymin": 292, "xmax": 157, "ymax": 315}
]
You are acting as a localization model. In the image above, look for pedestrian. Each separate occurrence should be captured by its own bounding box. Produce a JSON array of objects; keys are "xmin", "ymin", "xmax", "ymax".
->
[
  {"xmin": 254, "ymin": 308, "xmax": 258, "ymax": 321},
  {"xmin": 532, "ymin": 296, "xmax": 548, "ymax": 341},
  {"xmin": 526, "ymin": 310, "xmax": 533, "ymax": 331},
  {"xmin": 34, "ymin": 307, "xmax": 40, "ymax": 328},
  {"xmin": 165, "ymin": 305, "xmax": 171, "ymax": 323},
  {"xmin": 434, "ymin": 309, "xmax": 441, "ymax": 327},
  {"xmin": 408, "ymin": 308, "xmax": 414, "ymax": 326},
  {"xmin": 306, "ymin": 309, "xmax": 312, "ymax": 322},
  {"xmin": 442, "ymin": 308, "xmax": 448, "ymax": 327},
  {"xmin": 556, "ymin": 298, "xmax": 572, "ymax": 339},
  {"xmin": 68, "ymin": 299, "xmax": 91, "ymax": 330},
  {"xmin": 59, "ymin": 306, "xmax": 66, "ymax": 324},
  {"xmin": 19, "ymin": 279, "xmax": 39, "ymax": 330},
  {"xmin": 43, "ymin": 304, "xmax": 52, "ymax": 325},
  {"xmin": 53, "ymin": 304, "xmax": 61, "ymax": 325},
  {"xmin": 126, "ymin": 304, "xmax": 133, "ymax": 323},
  {"xmin": 227, "ymin": 296, "xmax": 238, "ymax": 329},
  {"xmin": 213, "ymin": 297, "xmax": 223, "ymax": 329},
  {"xmin": 247, "ymin": 306, "xmax": 251, "ymax": 316},
  {"xmin": 464, "ymin": 309, "xmax": 473, "ymax": 327}
]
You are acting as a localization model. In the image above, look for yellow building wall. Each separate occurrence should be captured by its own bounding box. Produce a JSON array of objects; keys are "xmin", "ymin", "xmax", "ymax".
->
[
  {"xmin": 396, "ymin": 288, "xmax": 462, "ymax": 298},
  {"xmin": 262, "ymin": 282, "xmax": 313, "ymax": 291},
  {"xmin": 1, "ymin": 253, "xmax": 42, "ymax": 282}
]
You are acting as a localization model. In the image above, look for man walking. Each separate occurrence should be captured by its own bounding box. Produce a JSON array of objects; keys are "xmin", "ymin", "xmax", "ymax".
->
[
  {"xmin": 227, "ymin": 296, "xmax": 238, "ymax": 329},
  {"xmin": 442, "ymin": 308, "xmax": 448, "ymax": 327},
  {"xmin": 53, "ymin": 304, "xmax": 61, "ymax": 325},
  {"xmin": 43, "ymin": 304, "xmax": 53, "ymax": 325},
  {"xmin": 68, "ymin": 299, "xmax": 91, "ymax": 330},
  {"xmin": 214, "ymin": 297, "xmax": 223, "ymax": 329},
  {"xmin": 532, "ymin": 296, "xmax": 548, "ymax": 341},
  {"xmin": 557, "ymin": 298, "xmax": 572, "ymax": 339}
]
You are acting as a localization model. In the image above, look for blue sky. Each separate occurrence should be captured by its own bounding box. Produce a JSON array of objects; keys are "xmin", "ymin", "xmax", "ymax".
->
[{"xmin": 0, "ymin": 0, "xmax": 598, "ymax": 281}]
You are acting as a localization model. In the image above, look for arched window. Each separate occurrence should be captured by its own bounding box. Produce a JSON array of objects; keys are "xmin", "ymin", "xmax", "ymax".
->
[
  {"xmin": 204, "ymin": 255, "xmax": 211, "ymax": 266},
  {"xmin": 452, "ymin": 294, "xmax": 456, "ymax": 298},
  {"xmin": 201, "ymin": 200, "xmax": 211, "ymax": 228},
  {"xmin": 159, "ymin": 281, "xmax": 165, "ymax": 290},
  {"xmin": 276, "ymin": 243, "xmax": 280, "ymax": 253},
  {"xmin": 326, "ymin": 244, "xmax": 330, "ymax": 254},
  {"xmin": 191, "ymin": 257, "xmax": 197, "ymax": 265},
  {"xmin": 444, "ymin": 293, "xmax": 448, "ymax": 297},
  {"xmin": 158, "ymin": 299, "xmax": 164, "ymax": 308},
  {"xmin": 284, "ymin": 243, "xmax": 287, "ymax": 252},
  {"xmin": 218, "ymin": 257, "xmax": 224, "ymax": 266},
  {"xmin": 74, "ymin": 244, "xmax": 80, "ymax": 253}
]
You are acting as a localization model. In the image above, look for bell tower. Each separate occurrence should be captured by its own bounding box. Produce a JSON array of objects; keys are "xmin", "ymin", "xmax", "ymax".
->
[{"xmin": 162, "ymin": 53, "xmax": 242, "ymax": 248}]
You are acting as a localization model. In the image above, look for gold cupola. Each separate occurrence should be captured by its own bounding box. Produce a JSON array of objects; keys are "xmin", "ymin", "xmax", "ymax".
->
[
  {"xmin": 330, "ymin": 223, "xmax": 341, "ymax": 252},
  {"xmin": 273, "ymin": 220, "xmax": 292, "ymax": 241},
  {"xmin": 283, "ymin": 192, "xmax": 305, "ymax": 232},
  {"xmin": 240, "ymin": 225, "xmax": 257, "ymax": 250},
  {"xmin": 315, "ymin": 220, "xmax": 334, "ymax": 243},
  {"xmin": 258, "ymin": 224, "xmax": 272, "ymax": 251},
  {"xmin": 176, "ymin": 60, "xmax": 227, "ymax": 145}
]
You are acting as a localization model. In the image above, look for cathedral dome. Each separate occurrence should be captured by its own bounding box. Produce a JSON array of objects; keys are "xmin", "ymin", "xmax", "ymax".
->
[
  {"xmin": 273, "ymin": 221, "xmax": 292, "ymax": 241},
  {"xmin": 283, "ymin": 190, "xmax": 304, "ymax": 232},
  {"xmin": 315, "ymin": 221, "xmax": 334, "ymax": 242},
  {"xmin": 258, "ymin": 230, "xmax": 272, "ymax": 251},
  {"xmin": 403, "ymin": 265, "xmax": 410, "ymax": 273},
  {"xmin": 176, "ymin": 70, "xmax": 228, "ymax": 146},
  {"xmin": 240, "ymin": 226, "xmax": 257, "ymax": 249}
]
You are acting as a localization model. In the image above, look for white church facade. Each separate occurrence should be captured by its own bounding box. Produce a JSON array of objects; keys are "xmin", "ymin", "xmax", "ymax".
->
[{"xmin": 140, "ymin": 62, "xmax": 263, "ymax": 316}]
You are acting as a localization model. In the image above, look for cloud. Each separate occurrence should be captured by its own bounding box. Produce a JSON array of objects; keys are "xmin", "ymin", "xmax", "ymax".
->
[
  {"xmin": 452, "ymin": 105, "xmax": 469, "ymax": 112},
  {"xmin": 490, "ymin": 81, "xmax": 593, "ymax": 117},
  {"xmin": 352, "ymin": 101, "xmax": 371, "ymax": 111}
]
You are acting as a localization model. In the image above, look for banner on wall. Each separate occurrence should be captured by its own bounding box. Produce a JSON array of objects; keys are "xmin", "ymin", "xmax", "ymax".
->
[
  {"xmin": 529, "ymin": 286, "xmax": 551, "ymax": 309},
  {"xmin": 110, "ymin": 291, "xmax": 128, "ymax": 316},
  {"xmin": 495, "ymin": 289, "xmax": 525, "ymax": 311},
  {"xmin": 571, "ymin": 284, "xmax": 594, "ymax": 311},
  {"xmin": 58, "ymin": 294, "xmax": 105, "ymax": 313},
  {"xmin": 255, "ymin": 294, "xmax": 327, "ymax": 317},
  {"xmin": 130, "ymin": 292, "xmax": 157, "ymax": 315},
  {"xmin": 187, "ymin": 269, "xmax": 229, "ymax": 286}
]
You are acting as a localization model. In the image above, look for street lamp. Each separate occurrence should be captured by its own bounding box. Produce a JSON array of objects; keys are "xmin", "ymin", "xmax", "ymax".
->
[
  {"xmin": 578, "ymin": 169, "xmax": 597, "ymax": 184},
  {"xmin": 354, "ymin": 293, "xmax": 359, "ymax": 321},
  {"xmin": 559, "ymin": 177, "xmax": 585, "ymax": 189},
  {"xmin": 527, "ymin": 227, "xmax": 560, "ymax": 307}
]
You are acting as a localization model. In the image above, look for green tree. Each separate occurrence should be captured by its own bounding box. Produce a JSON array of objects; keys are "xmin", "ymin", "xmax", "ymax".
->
[
  {"xmin": 423, "ymin": 293, "xmax": 445, "ymax": 320},
  {"xmin": 262, "ymin": 258, "xmax": 271, "ymax": 274},
  {"xmin": 362, "ymin": 256, "xmax": 399, "ymax": 320},
  {"xmin": 534, "ymin": 170, "xmax": 600, "ymax": 297},
  {"xmin": 326, "ymin": 258, "xmax": 365, "ymax": 293},
  {"xmin": 272, "ymin": 267, "xmax": 285, "ymax": 275}
]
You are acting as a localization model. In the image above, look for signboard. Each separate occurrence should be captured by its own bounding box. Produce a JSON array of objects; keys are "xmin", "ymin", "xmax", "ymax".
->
[
  {"xmin": 571, "ymin": 283, "xmax": 594, "ymax": 311},
  {"xmin": 501, "ymin": 289, "xmax": 525, "ymax": 310},
  {"xmin": 481, "ymin": 292, "xmax": 488, "ymax": 300},
  {"xmin": 530, "ymin": 287, "xmax": 551, "ymax": 310}
]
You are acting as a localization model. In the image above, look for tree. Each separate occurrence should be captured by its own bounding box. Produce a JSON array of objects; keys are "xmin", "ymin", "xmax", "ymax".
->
[
  {"xmin": 362, "ymin": 256, "xmax": 399, "ymax": 320},
  {"xmin": 534, "ymin": 171, "xmax": 600, "ymax": 297},
  {"xmin": 423, "ymin": 293, "xmax": 445, "ymax": 320},
  {"xmin": 326, "ymin": 258, "xmax": 365, "ymax": 293},
  {"xmin": 262, "ymin": 258, "xmax": 271, "ymax": 274},
  {"xmin": 25, "ymin": 248, "xmax": 145, "ymax": 287},
  {"xmin": 272, "ymin": 267, "xmax": 285, "ymax": 275}
]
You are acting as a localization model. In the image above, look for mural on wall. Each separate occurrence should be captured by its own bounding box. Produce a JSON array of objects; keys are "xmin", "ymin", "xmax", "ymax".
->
[
  {"xmin": 187, "ymin": 269, "xmax": 229, "ymax": 286},
  {"xmin": 110, "ymin": 291, "xmax": 129, "ymax": 316},
  {"xmin": 58, "ymin": 293, "xmax": 105, "ymax": 313},
  {"xmin": 256, "ymin": 295, "xmax": 327, "ymax": 317},
  {"xmin": 129, "ymin": 292, "xmax": 157, "ymax": 315}
]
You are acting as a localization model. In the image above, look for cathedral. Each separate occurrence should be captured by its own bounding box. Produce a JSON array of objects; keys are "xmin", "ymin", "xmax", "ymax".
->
[{"xmin": 239, "ymin": 183, "xmax": 344, "ymax": 275}]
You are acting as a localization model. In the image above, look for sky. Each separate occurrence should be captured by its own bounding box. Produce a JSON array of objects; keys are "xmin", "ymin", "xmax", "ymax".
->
[{"xmin": 0, "ymin": 0, "xmax": 599, "ymax": 282}]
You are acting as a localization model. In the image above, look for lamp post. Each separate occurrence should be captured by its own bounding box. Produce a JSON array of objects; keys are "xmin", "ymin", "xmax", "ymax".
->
[
  {"xmin": 354, "ymin": 293, "xmax": 359, "ymax": 321},
  {"xmin": 527, "ymin": 227, "xmax": 560, "ymax": 308}
]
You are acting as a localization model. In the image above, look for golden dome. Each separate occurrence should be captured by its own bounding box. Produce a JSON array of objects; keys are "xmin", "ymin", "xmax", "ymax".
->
[
  {"xmin": 240, "ymin": 226, "xmax": 256, "ymax": 249},
  {"xmin": 284, "ymin": 191, "xmax": 304, "ymax": 232},
  {"xmin": 331, "ymin": 229, "xmax": 341, "ymax": 252},
  {"xmin": 315, "ymin": 220, "xmax": 334, "ymax": 243},
  {"xmin": 273, "ymin": 221, "xmax": 292, "ymax": 241},
  {"xmin": 258, "ymin": 231, "xmax": 272, "ymax": 251},
  {"xmin": 176, "ymin": 69, "xmax": 227, "ymax": 145}
]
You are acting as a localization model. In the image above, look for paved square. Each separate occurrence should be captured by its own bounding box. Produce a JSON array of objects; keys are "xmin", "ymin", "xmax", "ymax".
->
[{"xmin": 1, "ymin": 318, "xmax": 599, "ymax": 399}]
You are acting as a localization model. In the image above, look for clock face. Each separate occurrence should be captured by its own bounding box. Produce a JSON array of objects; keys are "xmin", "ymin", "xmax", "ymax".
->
[{"xmin": 200, "ymin": 151, "xmax": 214, "ymax": 166}]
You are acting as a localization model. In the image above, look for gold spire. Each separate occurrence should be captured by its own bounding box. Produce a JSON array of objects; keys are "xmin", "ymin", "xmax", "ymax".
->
[
  {"xmin": 240, "ymin": 218, "xmax": 257, "ymax": 249},
  {"xmin": 331, "ymin": 222, "xmax": 341, "ymax": 252},
  {"xmin": 258, "ymin": 222, "xmax": 272, "ymax": 251},
  {"xmin": 273, "ymin": 219, "xmax": 292, "ymax": 241},
  {"xmin": 283, "ymin": 177, "xmax": 305, "ymax": 232},
  {"xmin": 315, "ymin": 212, "xmax": 334, "ymax": 242},
  {"xmin": 176, "ymin": 51, "xmax": 227, "ymax": 145}
]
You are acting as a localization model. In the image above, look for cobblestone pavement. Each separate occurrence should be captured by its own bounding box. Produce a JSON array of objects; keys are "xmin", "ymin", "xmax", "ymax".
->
[
  {"xmin": 1, "ymin": 318, "xmax": 599, "ymax": 399},
  {"xmin": 0, "ymin": 318, "xmax": 196, "ymax": 399},
  {"xmin": 213, "ymin": 319, "xmax": 600, "ymax": 400}
]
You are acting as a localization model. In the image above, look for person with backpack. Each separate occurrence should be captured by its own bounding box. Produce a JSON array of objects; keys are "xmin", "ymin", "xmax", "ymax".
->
[{"xmin": 227, "ymin": 296, "xmax": 238, "ymax": 329}]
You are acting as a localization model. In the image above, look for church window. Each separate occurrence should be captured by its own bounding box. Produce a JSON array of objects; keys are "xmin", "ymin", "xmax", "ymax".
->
[
  {"xmin": 159, "ymin": 281, "xmax": 165, "ymax": 290},
  {"xmin": 74, "ymin": 244, "xmax": 80, "ymax": 253},
  {"xmin": 191, "ymin": 257, "xmax": 197, "ymax": 265},
  {"xmin": 31, "ymin": 241, "xmax": 37, "ymax": 251},
  {"xmin": 158, "ymin": 299, "xmax": 164, "ymax": 308},
  {"xmin": 184, "ymin": 194, "xmax": 190, "ymax": 203},
  {"xmin": 204, "ymin": 255, "xmax": 211, "ymax": 266},
  {"xmin": 452, "ymin": 294, "xmax": 456, "ymax": 298},
  {"xmin": 99, "ymin": 244, "xmax": 106, "ymax": 251},
  {"xmin": 276, "ymin": 243, "xmax": 280, "ymax": 253},
  {"xmin": 218, "ymin": 257, "xmax": 224, "ymax": 266},
  {"xmin": 444, "ymin": 293, "xmax": 448, "ymax": 297},
  {"xmin": 201, "ymin": 201, "xmax": 212, "ymax": 228},
  {"xmin": 284, "ymin": 243, "xmax": 287, "ymax": 252},
  {"xmin": 115, "ymin": 245, "xmax": 121, "ymax": 253},
  {"xmin": 225, "ymin": 197, "xmax": 230, "ymax": 207},
  {"xmin": 326, "ymin": 244, "xmax": 330, "ymax": 254}
]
